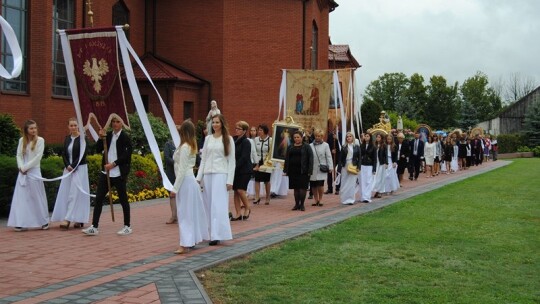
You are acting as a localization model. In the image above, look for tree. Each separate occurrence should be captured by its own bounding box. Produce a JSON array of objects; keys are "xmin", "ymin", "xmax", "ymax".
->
[
  {"xmin": 360, "ymin": 98, "xmax": 383, "ymax": 132},
  {"xmin": 522, "ymin": 100, "xmax": 540, "ymax": 147},
  {"xmin": 504, "ymin": 72, "xmax": 537, "ymax": 103},
  {"xmin": 425, "ymin": 76, "xmax": 459, "ymax": 129},
  {"xmin": 458, "ymin": 98, "xmax": 478, "ymax": 131},
  {"xmin": 128, "ymin": 112, "xmax": 170, "ymax": 155},
  {"xmin": 363, "ymin": 72, "xmax": 409, "ymax": 112},
  {"xmin": 460, "ymin": 71, "xmax": 502, "ymax": 122},
  {"xmin": 399, "ymin": 73, "xmax": 427, "ymax": 121}
]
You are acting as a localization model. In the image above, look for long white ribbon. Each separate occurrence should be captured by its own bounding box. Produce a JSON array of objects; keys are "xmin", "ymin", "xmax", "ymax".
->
[
  {"xmin": 0, "ymin": 16, "xmax": 23, "ymax": 79},
  {"xmin": 116, "ymin": 26, "xmax": 176, "ymax": 191},
  {"xmin": 278, "ymin": 70, "xmax": 287, "ymax": 121}
]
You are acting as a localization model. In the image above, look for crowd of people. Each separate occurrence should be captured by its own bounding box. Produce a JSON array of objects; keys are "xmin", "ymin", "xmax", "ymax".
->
[{"xmin": 7, "ymin": 102, "xmax": 498, "ymax": 254}]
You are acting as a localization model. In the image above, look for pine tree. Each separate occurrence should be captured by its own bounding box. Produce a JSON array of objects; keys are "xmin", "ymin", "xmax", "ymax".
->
[{"xmin": 522, "ymin": 100, "xmax": 540, "ymax": 146}]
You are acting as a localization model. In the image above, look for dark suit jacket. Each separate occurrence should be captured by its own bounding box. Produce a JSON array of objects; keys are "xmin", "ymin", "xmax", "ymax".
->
[
  {"xmin": 409, "ymin": 139, "xmax": 425, "ymax": 158},
  {"xmin": 62, "ymin": 135, "xmax": 87, "ymax": 169},
  {"xmin": 96, "ymin": 130, "xmax": 133, "ymax": 179},
  {"xmin": 360, "ymin": 143, "xmax": 376, "ymax": 173},
  {"xmin": 397, "ymin": 140, "xmax": 410, "ymax": 164},
  {"xmin": 163, "ymin": 140, "xmax": 176, "ymax": 182},
  {"xmin": 234, "ymin": 135, "xmax": 253, "ymax": 175}
]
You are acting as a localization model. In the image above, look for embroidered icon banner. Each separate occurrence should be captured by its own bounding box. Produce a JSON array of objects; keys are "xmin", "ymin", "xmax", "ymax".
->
[
  {"xmin": 286, "ymin": 70, "xmax": 333, "ymax": 134},
  {"xmin": 65, "ymin": 27, "xmax": 128, "ymax": 129}
]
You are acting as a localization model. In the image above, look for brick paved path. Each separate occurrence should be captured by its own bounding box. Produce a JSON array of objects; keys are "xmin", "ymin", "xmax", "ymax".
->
[{"xmin": 0, "ymin": 161, "xmax": 507, "ymax": 304}]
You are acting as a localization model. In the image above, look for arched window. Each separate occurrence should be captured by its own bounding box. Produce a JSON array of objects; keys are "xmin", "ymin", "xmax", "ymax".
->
[{"xmin": 112, "ymin": 1, "xmax": 130, "ymax": 40}]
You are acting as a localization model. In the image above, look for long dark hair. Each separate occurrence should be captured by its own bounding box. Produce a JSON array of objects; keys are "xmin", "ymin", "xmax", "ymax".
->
[{"xmin": 212, "ymin": 114, "xmax": 231, "ymax": 156}]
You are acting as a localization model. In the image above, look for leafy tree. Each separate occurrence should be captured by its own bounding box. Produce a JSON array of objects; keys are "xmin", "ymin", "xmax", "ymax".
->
[
  {"xmin": 522, "ymin": 100, "xmax": 540, "ymax": 146},
  {"xmin": 363, "ymin": 72, "xmax": 409, "ymax": 111},
  {"xmin": 399, "ymin": 73, "xmax": 427, "ymax": 121},
  {"xmin": 460, "ymin": 71, "xmax": 502, "ymax": 121},
  {"xmin": 0, "ymin": 114, "xmax": 21, "ymax": 156},
  {"xmin": 425, "ymin": 76, "xmax": 459, "ymax": 129},
  {"xmin": 360, "ymin": 98, "xmax": 383, "ymax": 132},
  {"xmin": 128, "ymin": 112, "xmax": 170, "ymax": 155},
  {"xmin": 458, "ymin": 98, "xmax": 478, "ymax": 131}
]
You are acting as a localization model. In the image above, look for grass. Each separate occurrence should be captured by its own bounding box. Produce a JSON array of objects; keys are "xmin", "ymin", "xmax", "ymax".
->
[{"xmin": 199, "ymin": 159, "xmax": 540, "ymax": 304}]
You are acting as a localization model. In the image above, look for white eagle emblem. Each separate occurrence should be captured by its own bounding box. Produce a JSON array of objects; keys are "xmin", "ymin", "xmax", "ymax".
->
[{"xmin": 83, "ymin": 58, "xmax": 109, "ymax": 93}]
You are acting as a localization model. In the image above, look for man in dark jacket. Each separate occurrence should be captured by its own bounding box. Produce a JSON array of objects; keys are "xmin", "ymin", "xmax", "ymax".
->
[
  {"xmin": 408, "ymin": 131, "xmax": 424, "ymax": 181},
  {"xmin": 83, "ymin": 116, "xmax": 133, "ymax": 236}
]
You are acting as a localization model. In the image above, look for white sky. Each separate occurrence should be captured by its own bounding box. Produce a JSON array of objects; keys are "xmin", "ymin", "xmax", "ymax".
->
[{"xmin": 329, "ymin": 0, "xmax": 540, "ymax": 97}]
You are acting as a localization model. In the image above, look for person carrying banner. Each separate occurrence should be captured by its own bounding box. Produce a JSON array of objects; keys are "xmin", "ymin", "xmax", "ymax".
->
[{"xmin": 83, "ymin": 116, "xmax": 133, "ymax": 236}]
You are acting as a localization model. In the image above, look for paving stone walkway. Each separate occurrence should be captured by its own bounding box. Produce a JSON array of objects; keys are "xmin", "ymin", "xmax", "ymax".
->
[{"xmin": 0, "ymin": 160, "xmax": 508, "ymax": 304}]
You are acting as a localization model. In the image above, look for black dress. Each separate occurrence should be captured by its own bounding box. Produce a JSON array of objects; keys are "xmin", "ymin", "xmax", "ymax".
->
[{"xmin": 287, "ymin": 145, "xmax": 309, "ymax": 189}]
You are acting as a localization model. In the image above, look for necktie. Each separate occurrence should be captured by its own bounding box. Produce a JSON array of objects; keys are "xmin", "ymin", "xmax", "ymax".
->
[{"xmin": 414, "ymin": 140, "xmax": 418, "ymax": 155}]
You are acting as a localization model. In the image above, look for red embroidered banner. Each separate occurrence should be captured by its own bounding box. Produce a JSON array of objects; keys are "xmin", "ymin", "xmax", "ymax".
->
[{"xmin": 65, "ymin": 27, "xmax": 129, "ymax": 129}]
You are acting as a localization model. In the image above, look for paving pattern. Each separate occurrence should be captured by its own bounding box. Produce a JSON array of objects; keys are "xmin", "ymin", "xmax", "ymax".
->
[{"xmin": 0, "ymin": 160, "xmax": 508, "ymax": 303}]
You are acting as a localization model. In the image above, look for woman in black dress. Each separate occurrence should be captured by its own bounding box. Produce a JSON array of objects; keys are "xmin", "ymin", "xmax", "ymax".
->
[
  {"xmin": 231, "ymin": 121, "xmax": 253, "ymax": 220},
  {"xmin": 283, "ymin": 130, "xmax": 313, "ymax": 211}
]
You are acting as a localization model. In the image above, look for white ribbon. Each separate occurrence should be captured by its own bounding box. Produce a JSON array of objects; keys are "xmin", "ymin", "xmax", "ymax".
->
[
  {"xmin": 0, "ymin": 16, "xmax": 23, "ymax": 79},
  {"xmin": 278, "ymin": 70, "xmax": 287, "ymax": 121}
]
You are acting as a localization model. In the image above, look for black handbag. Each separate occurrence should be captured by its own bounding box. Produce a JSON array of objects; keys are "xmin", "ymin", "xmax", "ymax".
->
[{"xmin": 315, "ymin": 144, "xmax": 329, "ymax": 173}]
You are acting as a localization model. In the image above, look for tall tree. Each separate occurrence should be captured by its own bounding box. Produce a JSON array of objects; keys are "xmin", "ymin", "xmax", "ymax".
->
[
  {"xmin": 460, "ymin": 71, "xmax": 502, "ymax": 122},
  {"xmin": 504, "ymin": 72, "xmax": 537, "ymax": 103},
  {"xmin": 363, "ymin": 72, "xmax": 409, "ymax": 112},
  {"xmin": 458, "ymin": 97, "xmax": 478, "ymax": 131},
  {"xmin": 360, "ymin": 98, "xmax": 383, "ymax": 132},
  {"xmin": 400, "ymin": 73, "xmax": 427, "ymax": 122},
  {"xmin": 522, "ymin": 100, "xmax": 540, "ymax": 147},
  {"xmin": 425, "ymin": 76, "xmax": 459, "ymax": 129}
]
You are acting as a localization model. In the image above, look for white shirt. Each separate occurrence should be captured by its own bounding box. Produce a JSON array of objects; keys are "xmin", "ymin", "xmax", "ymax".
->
[
  {"xmin": 104, "ymin": 130, "xmax": 121, "ymax": 177},
  {"xmin": 196, "ymin": 135, "xmax": 236, "ymax": 185}
]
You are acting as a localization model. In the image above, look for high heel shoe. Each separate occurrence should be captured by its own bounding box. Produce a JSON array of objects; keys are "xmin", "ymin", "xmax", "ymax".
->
[
  {"xmin": 230, "ymin": 216, "xmax": 243, "ymax": 221},
  {"xmin": 253, "ymin": 198, "xmax": 261, "ymax": 205},
  {"xmin": 243, "ymin": 208, "xmax": 251, "ymax": 220},
  {"xmin": 59, "ymin": 221, "xmax": 71, "ymax": 230}
]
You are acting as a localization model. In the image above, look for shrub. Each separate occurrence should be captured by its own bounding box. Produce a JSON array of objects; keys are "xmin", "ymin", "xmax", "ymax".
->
[
  {"xmin": 128, "ymin": 112, "xmax": 170, "ymax": 155},
  {"xmin": 44, "ymin": 143, "xmax": 64, "ymax": 158},
  {"xmin": 0, "ymin": 113, "xmax": 21, "ymax": 156},
  {"xmin": 0, "ymin": 155, "xmax": 63, "ymax": 217},
  {"xmin": 517, "ymin": 146, "xmax": 531, "ymax": 153},
  {"xmin": 532, "ymin": 146, "xmax": 540, "ymax": 157},
  {"xmin": 497, "ymin": 134, "xmax": 527, "ymax": 153},
  {"xmin": 127, "ymin": 154, "xmax": 161, "ymax": 194},
  {"xmin": 0, "ymin": 155, "xmax": 17, "ymax": 216}
]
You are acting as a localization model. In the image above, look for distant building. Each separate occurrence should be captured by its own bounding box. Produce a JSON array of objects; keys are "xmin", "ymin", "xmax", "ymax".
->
[
  {"xmin": 328, "ymin": 44, "xmax": 361, "ymax": 69},
  {"xmin": 0, "ymin": 0, "xmax": 341, "ymax": 142},
  {"xmin": 477, "ymin": 86, "xmax": 540, "ymax": 135}
]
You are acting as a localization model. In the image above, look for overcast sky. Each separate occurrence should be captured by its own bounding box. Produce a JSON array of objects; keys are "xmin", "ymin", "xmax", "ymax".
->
[{"xmin": 329, "ymin": 0, "xmax": 540, "ymax": 98}]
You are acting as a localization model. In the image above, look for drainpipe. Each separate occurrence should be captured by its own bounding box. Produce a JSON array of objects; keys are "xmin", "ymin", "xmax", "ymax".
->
[{"xmin": 302, "ymin": 0, "xmax": 307, "ymax": 69}]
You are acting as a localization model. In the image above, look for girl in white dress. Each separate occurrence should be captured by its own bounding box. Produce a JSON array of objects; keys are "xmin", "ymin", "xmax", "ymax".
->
[
  {"xmin": 384, "ymin": 135, "xmax": 399, "ymax": 193},
  {"xmin": 338, "ymin": 132, "xmax": 360, "ymax": 205},
  {"xmin": 172, "ymin": 120, "xmax": 209, "ymax": 254},
  {"xmin": 371, "ymin": 134, "xmax": 386, "ymax": 198},
  {"xmin": 197, "ymin": 114, "xmax": 235, "ymax": 246},
  {"xmin": 51, "ymin": 118, "xmax": 90, "ymax": 229},
  {"xmin": 8, "ymin": 120, "xmax": 49, "ymax": 231}
]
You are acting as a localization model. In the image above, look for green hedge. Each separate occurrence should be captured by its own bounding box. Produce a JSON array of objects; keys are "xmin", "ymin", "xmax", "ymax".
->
[
  {"xmin": 497, "ymin": 134, "xmax": 527, "ymax": 154},
  {"xmin": 0, "ymin": 153, "xmax": 161, "ymax": 217}
]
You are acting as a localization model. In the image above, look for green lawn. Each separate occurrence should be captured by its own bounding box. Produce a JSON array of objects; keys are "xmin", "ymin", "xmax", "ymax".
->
[{"xmin": 199, "ymin": 159, "xmax": 540, "ymax": 304}]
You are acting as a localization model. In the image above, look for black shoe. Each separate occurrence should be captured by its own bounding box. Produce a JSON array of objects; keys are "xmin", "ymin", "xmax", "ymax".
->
[
  {"xmin": 230, "ymin": 216, "xmax": 242, "ymax": 221},
  {"xmin": 228, "ymin": 212, "xmax": 233, "ymax": 220},
  {"xmin": 324, "ymin": 190, "xmax": 333, "ymax": 194},
  {"xmin": 409, "ymin": 176, "xmax": 413, "ymax": 181},
  {"xmin": 270, "ymin": 193, "xmax": 277, "ymax": 198},
  {"xmin": 308, "ymin": 195, "xmax": 313, "ymax": 199},
  {"xmin": 292, "ymin": 205, "xmax": 299, "ymax": 211},
  {"xmin": 209, "ymin": 240, "xmax": 220, "ymax": 246},
  {"xmin": 253, "ymin": 199, "xmax": 261, "ymax": 205},
  {"xmin": 334, "ymin": 191, "xmax": 339, "ymax": 195},
  {"xmin": 300, "ymin": 206, "xmax": 305, "ymax": 211}
]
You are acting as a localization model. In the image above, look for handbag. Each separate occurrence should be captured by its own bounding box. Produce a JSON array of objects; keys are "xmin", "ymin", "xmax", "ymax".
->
[
  {"xmin": 315, "ymin": 144, "xmax": 329, "ymax": 173},
  {"xmin": 347, "ymin": 163, "xmax": 359, "ymax": 175}
]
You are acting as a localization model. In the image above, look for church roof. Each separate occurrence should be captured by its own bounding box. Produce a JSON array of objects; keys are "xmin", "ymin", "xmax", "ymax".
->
[
  {"xmin": 328, "ymin": 44, "xmax": 361, "ymax": 68},
  {"xmin": 129, "ymin": 53, "xmax": 205, "ymax": 84}
]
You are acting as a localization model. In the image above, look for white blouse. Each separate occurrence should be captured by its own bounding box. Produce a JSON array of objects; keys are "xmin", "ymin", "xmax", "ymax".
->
[
  {"xmin": 173, "ymin": 144, "xmax": 196, "ymax": 193},
  {"xmin": 16, "ymin": 137, "xmax": 45, "ymax": 172},
  {"xmin": 196, "ymin": 135, "xmax": 236, "ymax": 185}
]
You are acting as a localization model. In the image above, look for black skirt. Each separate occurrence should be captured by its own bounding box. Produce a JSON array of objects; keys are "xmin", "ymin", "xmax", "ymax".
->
[{"xmin": 233, "ymin": 173, "xmax": 251, "ymax": 191}]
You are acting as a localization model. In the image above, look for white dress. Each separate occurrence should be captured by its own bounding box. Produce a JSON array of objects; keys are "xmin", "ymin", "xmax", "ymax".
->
[
  {"xmin": 8, "ymin": 137, "xmax": 49, "ymax": 228},
  {"xmin": 51, "ymin": 136, "xmax": 90, "ymax": 224},
  {"xmin": 270, "ymin": 163, "xmax": 288, "ymax": 195},
  {"xmin": 384, "ymin": 146, "xmax": 399, "ymax": 193},
  {"xmin": 173, "ymin": 144, "xmax": 209, "ymax": 247},
  {"xmin": 451, "ymin": 145, "xmax": 459, "ymax": 172},
  {"xmin": 339, "ymin": 145, "xmax": 358, "ymax": 205},
  {"xmin": 424, "ymin": 142, "xmax": 435, "ymax": 166},
  {"xmin": 197, "ymin": 135, "xmax": 235, "ymax": 242},
  {"xmin": 372, "ymin": 147, "xmax": 387, "ymax": 194}
]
